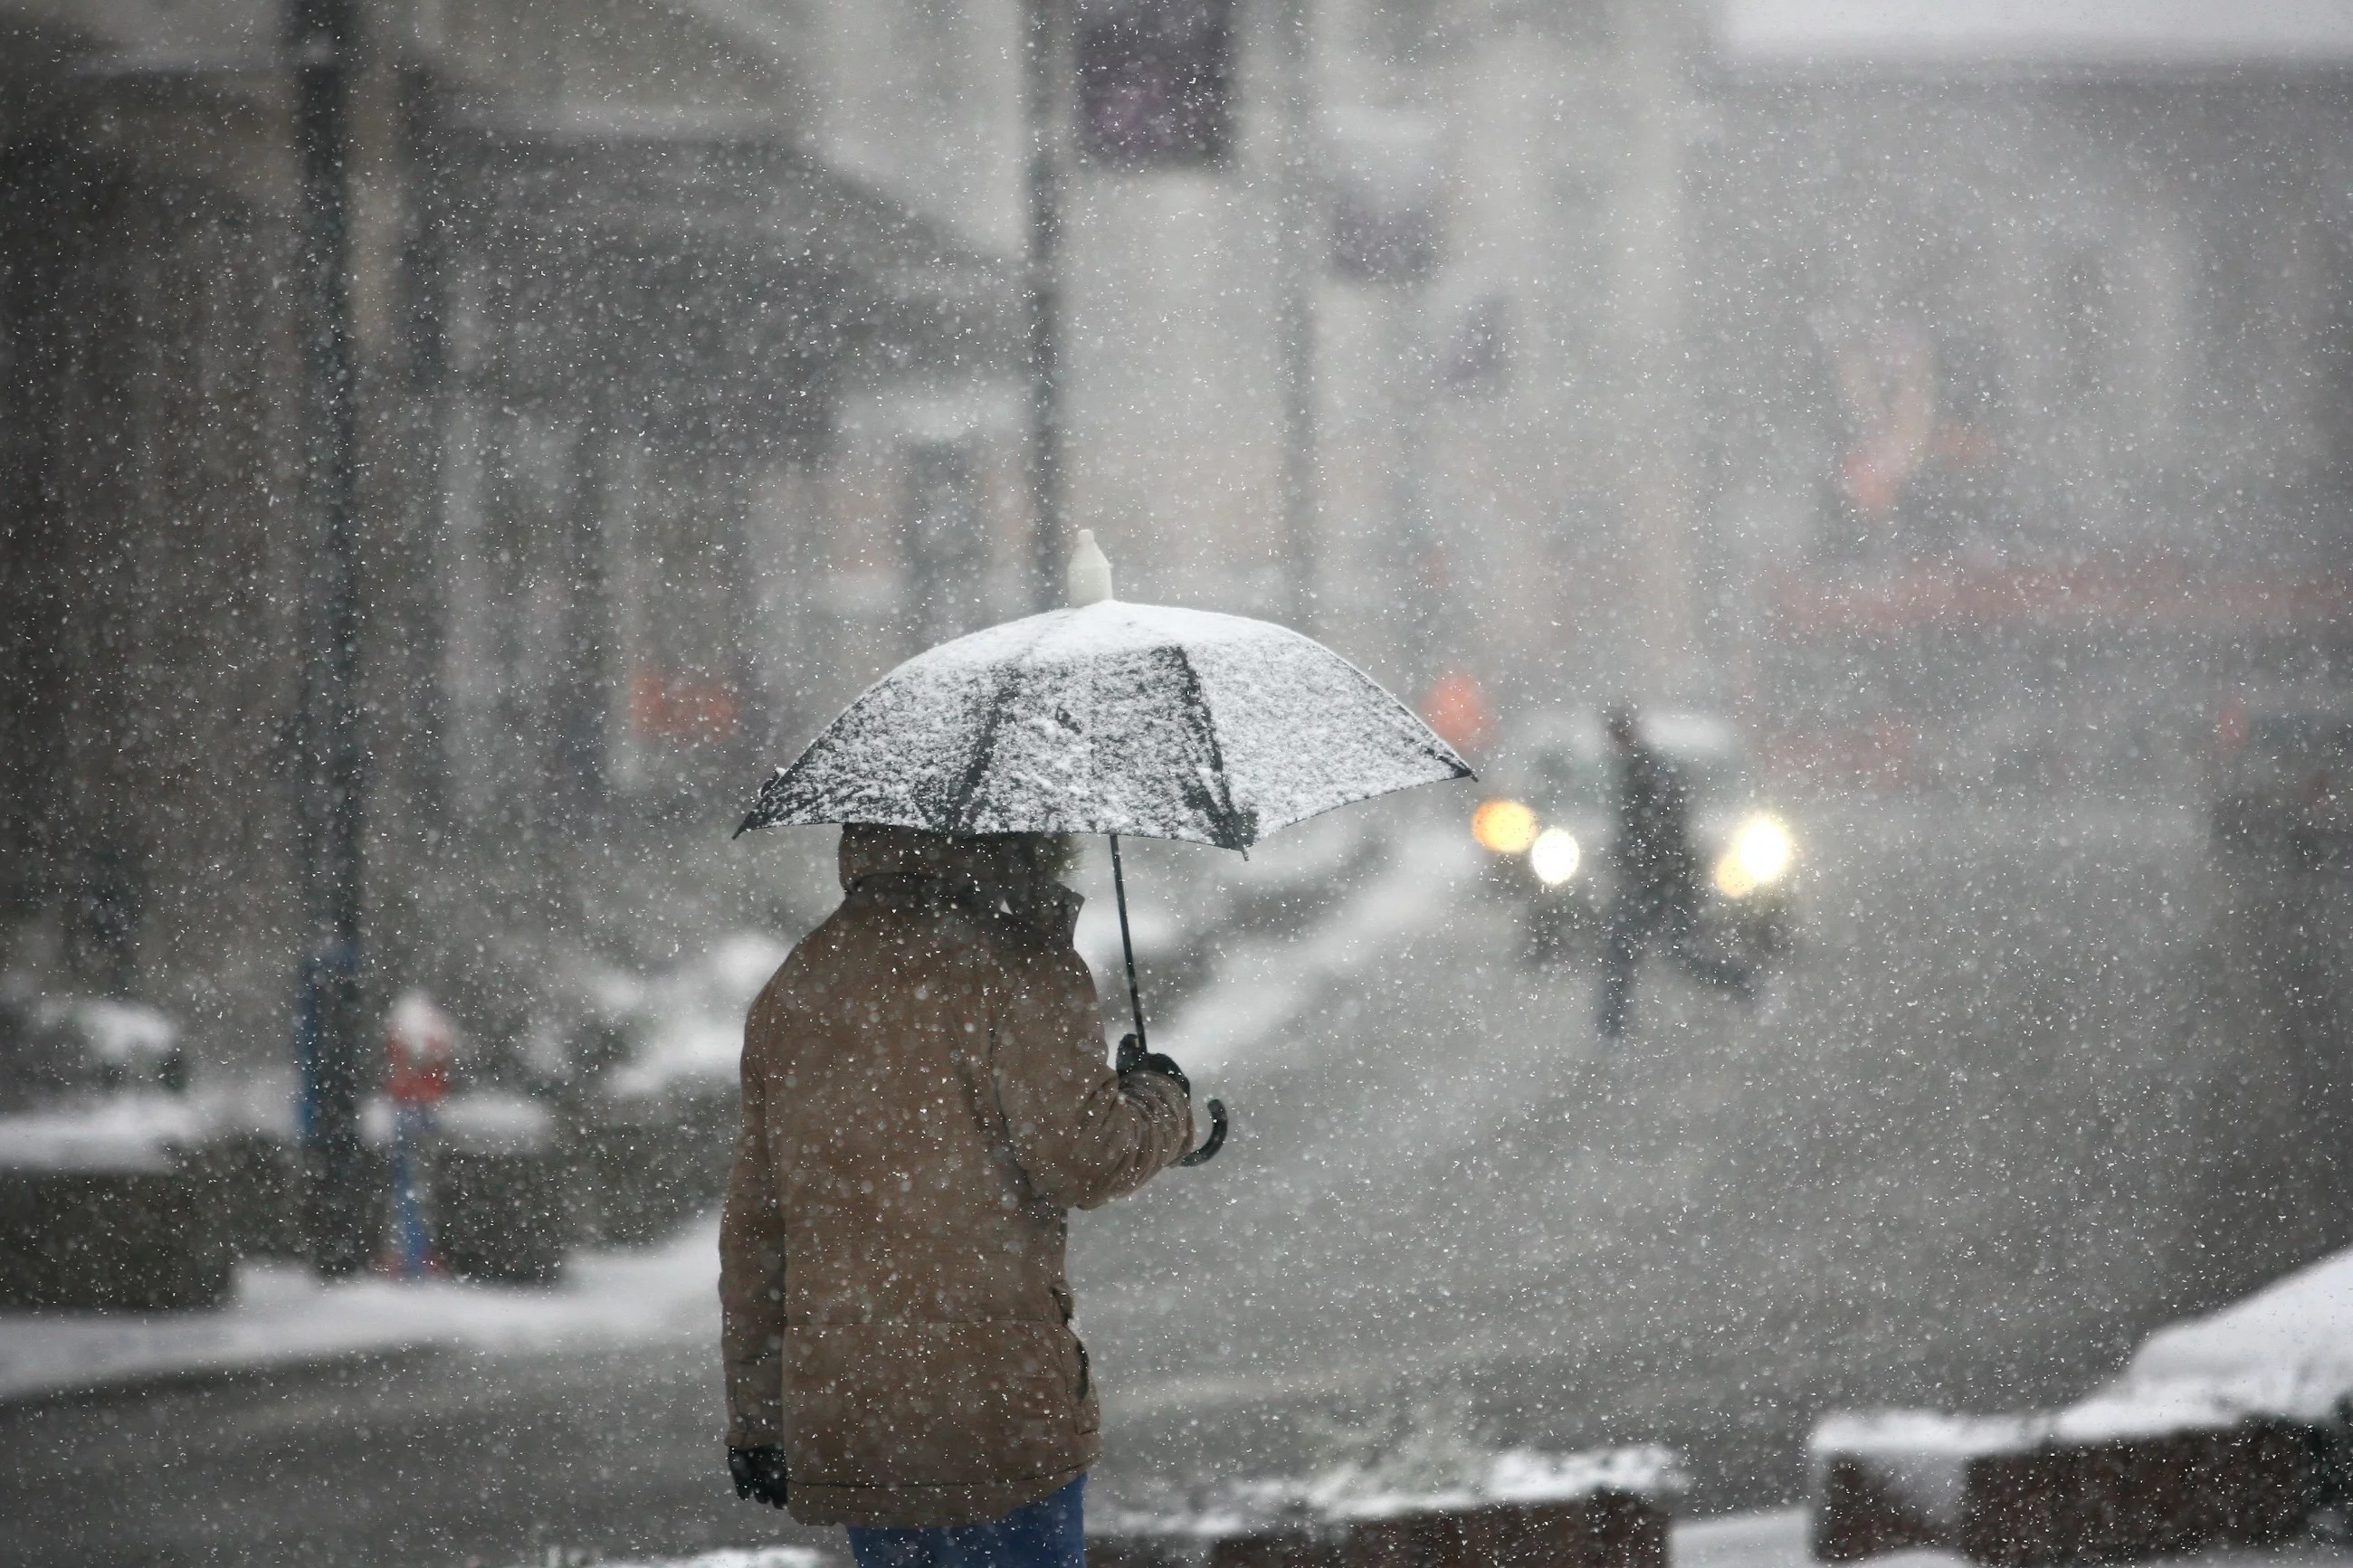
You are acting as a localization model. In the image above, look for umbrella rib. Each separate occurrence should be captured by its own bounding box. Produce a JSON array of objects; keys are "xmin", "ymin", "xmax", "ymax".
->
[
  {"xmin": 1165, "ymin": 644, "xmax": 1252, "ymax": 850},
  {"xmin": 734, "ymin": 681, "xmax": 899, "ymax": 835},
  {"xmin": 942, "ymin": 651, "xmax": 1029, "ymax": 834},
  {"xmin": 945, "ymin": 675, "xmax": 1012, "ymax": 832},
  {"xmin": 940, "ymin": 615, "xmax": 1068, "ymax": 832}
]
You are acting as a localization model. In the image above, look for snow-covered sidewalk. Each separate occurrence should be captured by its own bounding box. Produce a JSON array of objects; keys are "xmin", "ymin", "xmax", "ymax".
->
[
  {"xmin": 514, "ymin": 1550, "xmax": 824, "ymax": 1568},
  {"xmin": 483, "ymin": 1511, "xmax": 2353, "ymax": 1568},
  {"xmin": 1681, "ymin": 1509, "xmax": 2353, "ymax": 1568},
  {"xmin": 0, "ymin": 1216, "xmax": 719, "ymax": 1403}
]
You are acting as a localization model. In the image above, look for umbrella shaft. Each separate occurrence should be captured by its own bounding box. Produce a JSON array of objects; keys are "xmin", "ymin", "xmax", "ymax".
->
[{"xmin": 1109, "ymin": 832, "xmax": 1148, "ymax": 1052}]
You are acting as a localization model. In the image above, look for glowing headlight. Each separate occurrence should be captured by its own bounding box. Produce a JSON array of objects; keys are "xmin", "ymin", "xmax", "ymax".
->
[
  {"xmin": 1472, "ymin": 799, "xmax": 1538, "ymax": 855},
  {"xmin": 1529, "ymin": 828, "xmax": 1581, "ymax": 887},
  {"xmin": 1714, "ymin": 814, "xmax": 1795, "ymax": 899}
]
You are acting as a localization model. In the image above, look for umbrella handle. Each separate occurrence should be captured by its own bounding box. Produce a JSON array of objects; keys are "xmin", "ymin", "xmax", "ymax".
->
[
  {"xmin": 1176, "ymin": 1098, "xmax": 1227, "ymax": 1166},
  {"xmin": 1110, "ymin": 834, "xmax": 1228, "ymax": 1169},
  {"xmin": 1109, "ymin": 833, "xmax": 1151, "ymax": 1051}
]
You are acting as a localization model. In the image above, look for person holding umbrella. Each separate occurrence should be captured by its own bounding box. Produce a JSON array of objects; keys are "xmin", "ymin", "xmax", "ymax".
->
[
  {"xmin": 723, "ymin": 533, "xmax": 1471, "ymax": 1563},
  {"xmin": 719, "ymin": 822, "xmax": 1194, "ymax": 1562}
]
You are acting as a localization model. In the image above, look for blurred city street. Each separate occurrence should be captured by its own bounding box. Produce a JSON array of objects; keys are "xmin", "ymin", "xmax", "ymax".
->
[
  {"xmin": 5, "ymin": 794, "xmax": 2333, "ymax": 1566},
  {"xmin": 5, "ymin": 0, "xmax": 2353, "ymax": 1563}
]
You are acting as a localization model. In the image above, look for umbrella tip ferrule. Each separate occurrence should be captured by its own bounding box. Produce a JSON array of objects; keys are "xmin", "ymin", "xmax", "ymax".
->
[{"xmin": 1067, "ymin": 529, "xmax": 1114, "ymax": 607}]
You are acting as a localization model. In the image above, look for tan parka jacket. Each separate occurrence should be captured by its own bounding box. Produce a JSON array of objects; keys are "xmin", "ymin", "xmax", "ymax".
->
[{"xmin": 720, "ymin": 826, "xmax": 1194, "ymax": 1528}]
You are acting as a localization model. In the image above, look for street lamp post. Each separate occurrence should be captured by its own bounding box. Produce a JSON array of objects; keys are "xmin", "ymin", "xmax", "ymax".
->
[
  {"xmin": 1272, "ymin": 0, "xmax": 1319, "ymax": 632},
  {"xmin": 287, "ymin": 0, "xmax": 373, "ymax": 1277},
  {"xmin": 1025, "ymin": 0, "xmax": 1068, "ymax": 611}
]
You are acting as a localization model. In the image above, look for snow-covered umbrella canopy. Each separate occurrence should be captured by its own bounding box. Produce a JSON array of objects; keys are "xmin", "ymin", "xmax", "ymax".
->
[{"xmin": 737, "ymin": 600, "xmax": 1472, "ymax": 850}]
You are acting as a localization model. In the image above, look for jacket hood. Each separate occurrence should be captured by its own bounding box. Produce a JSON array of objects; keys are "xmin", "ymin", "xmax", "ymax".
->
[
  {"xmin": 837, "ymin": 825, "xmax": 1084, "ymax": 945},
  {"xmin": 838, "ymin": 823, "xmax": 1006, "ymax": 893}
]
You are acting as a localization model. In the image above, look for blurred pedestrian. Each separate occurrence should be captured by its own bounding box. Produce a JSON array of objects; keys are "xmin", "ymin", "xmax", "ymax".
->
[
  {"xmin": 1596, "ymin": 704, "xmax": 1755, "ymax": 1038},
  {"xmin": 720, "ymin": 824, "xmax": 1195, "ymax": 1568}
]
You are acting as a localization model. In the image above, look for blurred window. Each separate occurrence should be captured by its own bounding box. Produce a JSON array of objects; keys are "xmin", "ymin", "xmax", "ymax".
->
[{"xmin": 1077, "ymin": 0, "xmax": 1236, "ymax": 168}]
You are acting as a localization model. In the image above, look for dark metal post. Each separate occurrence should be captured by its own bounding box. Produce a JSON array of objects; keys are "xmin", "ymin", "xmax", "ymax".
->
[
  {"xmin": 289, "ymin": 0, "xmax": 374, "ymax": 1277},
  {"xmin": 1025, "ymin": 0, "xmax": 1066, "ymax": 610}
]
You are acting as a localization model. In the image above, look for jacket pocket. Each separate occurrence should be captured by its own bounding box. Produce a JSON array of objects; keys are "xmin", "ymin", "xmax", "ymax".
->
[
  {"xmin": 1071, "ymin": 1328, "xmax": 1100, "ymax": 1435},
  {"xmin": 786, "ymin": 1321, "xmax": 1093, "ymax": 1487}
]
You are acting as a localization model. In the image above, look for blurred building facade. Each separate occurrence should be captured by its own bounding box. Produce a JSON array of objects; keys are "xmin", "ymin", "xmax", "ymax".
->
[
  {"xmin": 1696, "ymin": 5, "xmax": 2353, "ymax": 794},
  {"xmin": 791, "ymin": 0, "xmax": 2353, "ymax": 773},
  {"xmin": 5, "ymin": 0, "xmax": 2353, "ymax": 1074},
  {"xmin": 0, "ymin": 0, "xmax": 1022, "ymax": 1070}
]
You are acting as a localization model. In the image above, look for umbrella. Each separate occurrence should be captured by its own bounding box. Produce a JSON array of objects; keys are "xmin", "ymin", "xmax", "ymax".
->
[{"xmin": 737, "ymin": 532, "xmax": 1474, "ymax": 1162}]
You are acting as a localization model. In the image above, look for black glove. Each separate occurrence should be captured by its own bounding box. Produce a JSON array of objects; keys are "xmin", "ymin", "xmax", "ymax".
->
[
  {"xmin": 1117, "ymin": 1033, "xmax": 1190, "ymax": 1097},
  {"xmin": 729, "ymin": 1446, "xmax": 790, "ymax": 1508}
]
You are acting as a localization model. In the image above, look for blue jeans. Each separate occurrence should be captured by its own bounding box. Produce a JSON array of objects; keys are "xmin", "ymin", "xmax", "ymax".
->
[{"xmin": 846, "ymin": 1476, "xmax": 1086, "ymax": 1568}]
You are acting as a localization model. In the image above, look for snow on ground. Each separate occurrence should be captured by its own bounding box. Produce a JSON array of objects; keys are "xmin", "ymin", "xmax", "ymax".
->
[
  {"xmin": 2122, "ymin": 1243, "xmax": 2353, "ymax": 1412},
  {"xmin": 0, "ymin": 1092, "xmax": 216, "ymax": 1174},
  {"xmin": 1674, "ymin": 1508, "xmax": 2353, "ymax": 1568},
  {"xmin": 1810, "ymin": 1240, "xmax": 2353, "ymax": 1535},
  {"xmin": 493, "ymin": 1510, "xmax": 2353, "ymax": 1568},
  {"xmin": 605, "ymin": 935, "xmax": 790, "ymax": 1101},
  {"xmin": 0, "ymin": 816, "xmax": 1443, "ymax": 1410},
  {"xmin": 1095, "ymin": 1445, "xmax": 1687, "ymax": 1540},
  {"xmin": 1675, "ymin": 1509, "xmax": 1816, "ymax": 1568},
  {"xmin": 1157, "ymin": 822, "xmax": 1477, "ymax": 1077},
  {"xmin": 1817, "ymin": 1237, "xmax": 2353, "ymax": 1470},
  {"xmin": 518, "ymin": 1550, "xmax": 824, "ymax": 1568},
  {"xmin": 0, "ymin": 1216, "xmax": 719, "ymax": 1403},
  {"xmin": 2042, "ymin": 1240, "xmax": 2353, "ymax": 1439}
]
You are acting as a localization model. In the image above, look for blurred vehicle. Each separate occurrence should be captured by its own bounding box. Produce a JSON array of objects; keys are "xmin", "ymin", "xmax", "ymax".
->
[
  {"xmin": 1469, "ymin": 710, "xmax": 1799, "ymax": 970},
  {"xmin": 2211, "ymin": 702, "xmax": 2353, "ymax": 871}
]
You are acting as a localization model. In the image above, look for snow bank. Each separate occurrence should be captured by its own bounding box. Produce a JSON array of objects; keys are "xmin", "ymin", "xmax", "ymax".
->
[
  {"xmin": 359, "ymin": 1089, "xmax": 557, "ymax": 1155},
  {"xmin": 435, "ymin": 1091, "xmax": 558, "ymax": 1156},
  {"xmin": 0, "ymin": 1093, "xmax": 213, "ymax": 1174},
  {"xmin": 68, "ymin": 998, "xmax": 179, "ymax": 1066},
  {"xmin": 2026, "ymin": 1242, "xmax": 2353, "ymax": 1440},
  {"xmin": 2120, "ymin": 1246, "xmax": 2353, "ymax": 1420},
  {"xmin": 1809, "ymin": 1412, "xmax": 2037, "ymax": 1531},
  {"xmin": 545, "ymin": 1549, "xmax": 825, "ymax": 1568},
  {"xmin": 1810, "ymin": 1412, "xmax": 2040, "ymax": 1457},
  {"xmin": 1308, "ymin": 1445, "xmax": 1688, "ymax": 1522},
  {"xmin": 1097, "ymin": 1446, "xmax": 1685, "ymax": 1539},
  {"xmin": 603, "ymin": 934, "xmax": 788, "ymax": 1102},
  {"xmin": 1820, "ymin": 1240, "xmax": 2353, "ymax": 1467},
  {"xmin": 1814, "ymin": 1241, "xmax": 2353, "ymax": 1564},
  {"xmin": 0, "ymin": 1216, "xmax": 719, "ymax": 1403}
]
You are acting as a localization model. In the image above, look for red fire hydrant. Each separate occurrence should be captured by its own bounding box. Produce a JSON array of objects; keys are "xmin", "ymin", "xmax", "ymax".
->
[{"xmin": 384, "ymin": 991, "xmax": 456, "ymax": 1278}]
